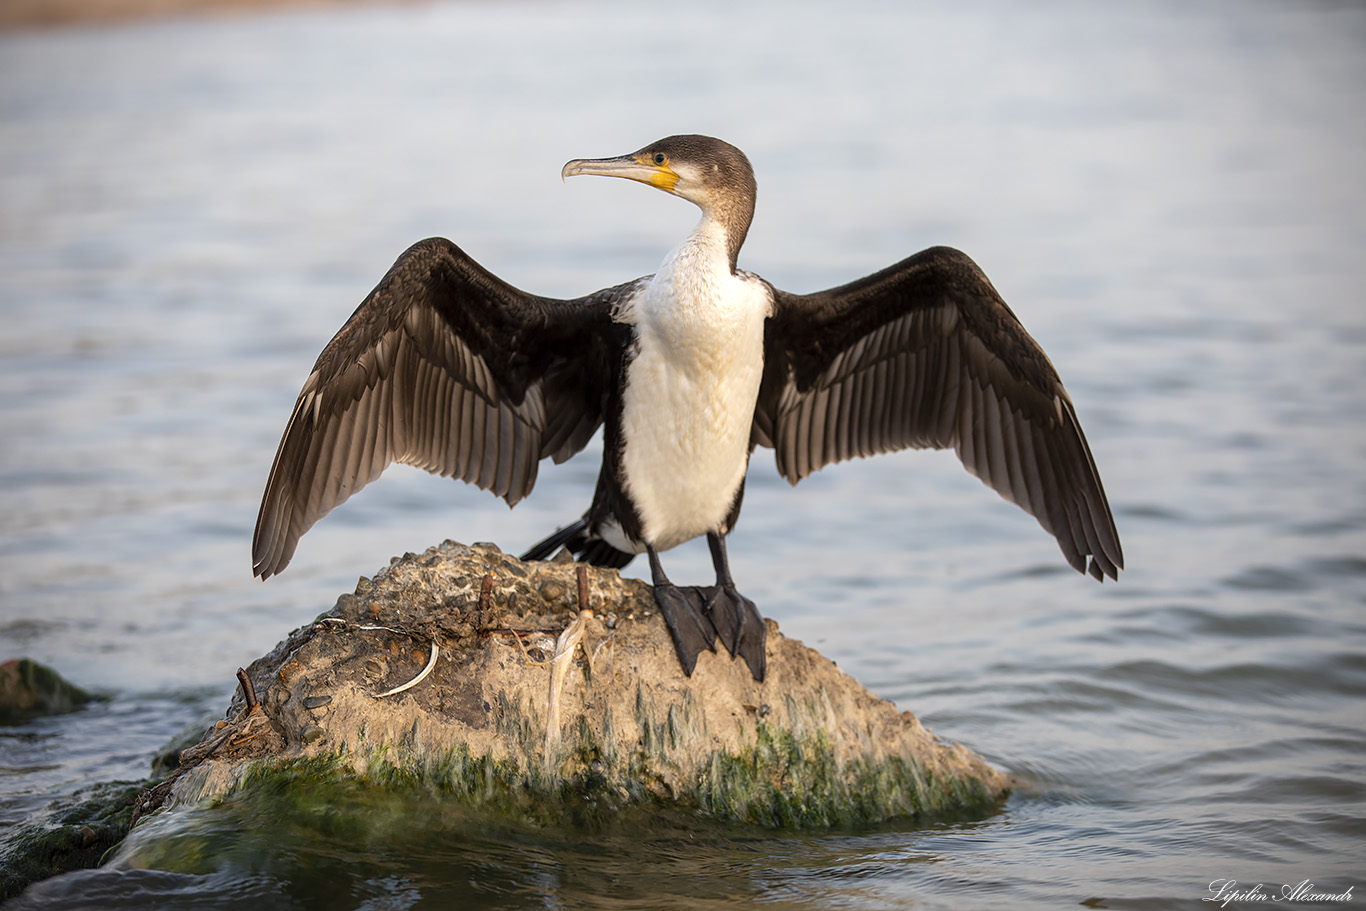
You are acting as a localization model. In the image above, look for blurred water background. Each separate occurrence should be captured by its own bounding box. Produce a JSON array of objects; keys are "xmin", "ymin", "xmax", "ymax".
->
[{"xmin": 1, "ymin": 0, "xmax": 1363, "ymax": 908}]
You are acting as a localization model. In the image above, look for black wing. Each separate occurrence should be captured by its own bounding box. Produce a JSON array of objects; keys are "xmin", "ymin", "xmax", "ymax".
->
[
  {"xmin": 252, "ymin": 237, "xmax": 633, "ymax": 579},
  {"xmin": 753, "ymin": 246, "xmax": 1122, "ymax": 580}
]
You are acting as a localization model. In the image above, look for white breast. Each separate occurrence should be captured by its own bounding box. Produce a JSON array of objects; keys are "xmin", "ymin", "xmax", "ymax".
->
[{"xmin": 611, "ymin": 220, "xmax": 772, "ymax": 552}]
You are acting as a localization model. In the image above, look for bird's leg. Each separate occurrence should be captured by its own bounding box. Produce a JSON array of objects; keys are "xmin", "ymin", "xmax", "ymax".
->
[
  {"xmin": 647, "ymin": 546, "xmax": 716, "ymax": 676},
  {"xmin": 702, "ymin": 532, "xmax": 767, "ymax": 682}
]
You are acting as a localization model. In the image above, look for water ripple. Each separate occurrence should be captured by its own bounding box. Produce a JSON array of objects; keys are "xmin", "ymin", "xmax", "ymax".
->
[{"xmin": 3, "ymin": 1, "xmax": 1365, "ymax": 908}]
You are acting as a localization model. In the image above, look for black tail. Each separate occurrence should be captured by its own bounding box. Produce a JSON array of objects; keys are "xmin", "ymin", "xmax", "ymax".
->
[{"xmin": 521, "ymin": 518, "xmax": 636, "ymax": 570}]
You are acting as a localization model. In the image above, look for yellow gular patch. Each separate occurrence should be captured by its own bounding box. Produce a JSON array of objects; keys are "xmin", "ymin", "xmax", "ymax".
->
[{"xmin": 637, "ymin": 155, "xmax": 679, "ymax": 191}]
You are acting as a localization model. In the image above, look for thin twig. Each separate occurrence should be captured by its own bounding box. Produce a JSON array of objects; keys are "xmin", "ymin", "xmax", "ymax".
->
[
  {"xmin": 511, "ymin": 630, "xmax": 550, "ymax": 666},
  {"xmin": 317, "ymin": 617, "xmax": 409, "ymax": 637},
  {"xmin": 478, "ymin": 627, "xmax": 547, "ymax": 639}
]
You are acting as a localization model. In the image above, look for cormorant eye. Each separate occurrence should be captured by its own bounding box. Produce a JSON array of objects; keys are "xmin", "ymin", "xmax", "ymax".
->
[{"xmin": 653, "ymin": 152, "xmax": 667, "ymax": 165}]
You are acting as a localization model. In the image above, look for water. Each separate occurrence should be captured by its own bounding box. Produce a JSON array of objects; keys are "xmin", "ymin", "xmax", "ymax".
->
[{"xmin": 1, "ymin": 0, "xmax": 1363, "ymax": 907}]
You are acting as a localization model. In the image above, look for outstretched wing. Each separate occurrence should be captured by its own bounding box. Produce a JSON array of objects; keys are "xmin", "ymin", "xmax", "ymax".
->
[
  {"xmin": 252, "ymin": 237, "xmax": 633, "ymax": 579},
  {"xmin": 754, "ymin": 245, "xmax": 1122, "ymax": 580}
]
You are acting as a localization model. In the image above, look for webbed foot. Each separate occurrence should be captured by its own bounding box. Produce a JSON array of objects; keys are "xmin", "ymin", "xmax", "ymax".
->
[
  {"xmin": 705, "ymin": 585, "xmax": 767, "ymax": 682},
  {"xmin": 652, "ymin": 582, "xmax": 717, "ymax": 676}
]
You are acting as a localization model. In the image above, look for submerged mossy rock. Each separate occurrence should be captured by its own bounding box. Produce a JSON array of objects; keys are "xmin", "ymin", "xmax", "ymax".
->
[
  {"xmin": 0, "ymin": 659, "xmax": 101, "ymax": 723},
  {"xmin": 157, "ymin": 541, "xmax": 1009, "ymax": 828},
  {"xmin": 0, "ymin": 780, "xmax": 150, "ymax": 901}
]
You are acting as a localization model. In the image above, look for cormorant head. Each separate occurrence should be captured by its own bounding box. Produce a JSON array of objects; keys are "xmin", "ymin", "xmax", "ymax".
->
[{"xmin": 563, "ymin": 134, "xmax": 757, "ymax": 269}]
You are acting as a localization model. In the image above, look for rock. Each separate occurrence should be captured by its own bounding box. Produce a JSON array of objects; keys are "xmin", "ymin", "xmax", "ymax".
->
[
  {"xmin": 0, "ymin": 662, "xmax": 156, "ymax": 901},
  {"xmin": 0, "ymin": 780, "xmax": 149, "ymax": 902},
  {"xmin": 144, "ymin": 541, "xmax": 1010, "ymax": 828},
  {"xmin": 0, "ymin": 659, "xmax": 100, "ymax": 723}
]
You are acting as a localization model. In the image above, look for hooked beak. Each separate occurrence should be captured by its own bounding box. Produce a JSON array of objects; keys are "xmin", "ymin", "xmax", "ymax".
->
[{"xmin": 561, "ymin": 153, "xmax": 679, "ymax": 192}]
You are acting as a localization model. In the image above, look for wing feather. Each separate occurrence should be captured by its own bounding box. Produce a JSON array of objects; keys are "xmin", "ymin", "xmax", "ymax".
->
[
  {"xmin": 252, "ymin": 237, "xmax": 630, "ymax": 579},
  {"xmin": 756, "ymin": 245, "xmax": 1123, "ymax": 580},
  {"xmin": 837, "ymin": 370, "xmax": 857, "ymax": 463}
]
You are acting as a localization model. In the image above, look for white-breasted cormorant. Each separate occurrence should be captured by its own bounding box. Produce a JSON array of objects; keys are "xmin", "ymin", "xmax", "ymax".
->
[{"xmin": 253, "ymin": 134, "xmax": 1123, "ymax": 682}]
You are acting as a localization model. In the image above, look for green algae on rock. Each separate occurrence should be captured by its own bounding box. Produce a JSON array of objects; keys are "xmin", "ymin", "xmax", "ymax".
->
[
  {"xmin": 149, "ymin": 541, "xmax": 1009, "ymax": 829},
  {"xmin": 0, "ymin": 658, "xmax": 101, "ymax": 724},
  {"xmin": 0, "ymin": 780, "xmax": 151, "ymax": 901},
  {"xmin": 0, "ymin": 664, "xmax": 195, "ymax": 900}
]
